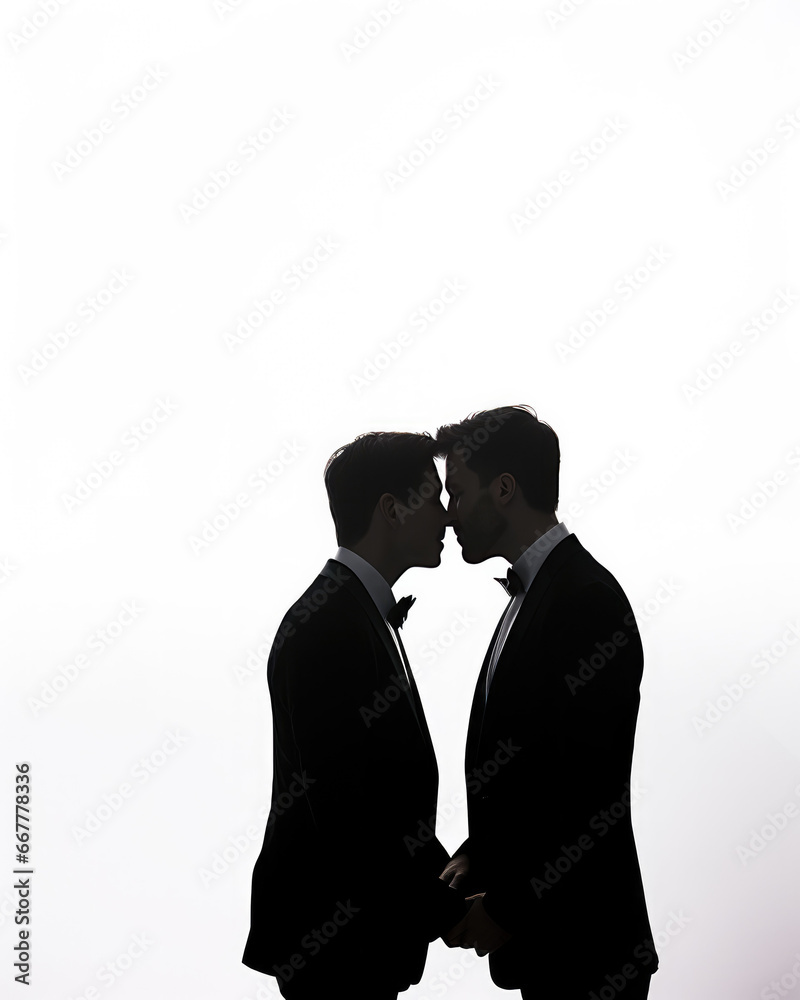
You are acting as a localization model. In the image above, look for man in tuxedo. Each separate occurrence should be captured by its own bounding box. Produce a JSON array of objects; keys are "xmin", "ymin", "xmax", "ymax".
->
[
  {"xmin": 242, "ymin": 431, "xmax": 469, "ymax": 999},
  {"xmin": 435, "ymin": 406, "xmax": 658, "ymax": 999}
]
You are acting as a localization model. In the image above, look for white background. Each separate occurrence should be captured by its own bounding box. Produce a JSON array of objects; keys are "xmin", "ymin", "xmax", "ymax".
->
[{"xmin": 4, "ymin": 1, "xmax": 800, "ymax": 997}]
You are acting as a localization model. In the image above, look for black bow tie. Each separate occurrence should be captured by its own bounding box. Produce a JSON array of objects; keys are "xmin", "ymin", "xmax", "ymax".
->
[
  {"xmin": 495, "ymin": 568, "xmax": 524, "ymax": 597},
  {"xmin": 387, "ymin": 595, "xmax": 415, "ymax": 630}
]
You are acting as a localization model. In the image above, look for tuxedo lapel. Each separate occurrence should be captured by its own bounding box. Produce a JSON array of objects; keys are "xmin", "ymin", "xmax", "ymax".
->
[
  {"xmin": 472, "ymin": 536, "xmax": 581, "ymax": 760},
  {"xmin": 392, "ymin": 627, "xmax": 437, "ymax": 764},
  {"xmin": 466, "ymin": 601, "xmax": 511, "ymax": 768},
  {"xmin": 492, "ymin": 535, "xmax": 579, "ymax": 675},
  {"xmin": 321, "ymin": 559, "xmax": 403, "ymax": 674},
  {"xmin": 320, "ymin": 560, "xmax": 434, "ymax": 757}
]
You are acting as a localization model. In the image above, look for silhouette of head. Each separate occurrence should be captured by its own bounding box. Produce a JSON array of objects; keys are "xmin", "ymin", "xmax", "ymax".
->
[
  {"xmin": 436, "ymin": 406, "xmax": 560, "ymax": 563},
  {"xmin": 324, "ymin": 431, "xmax": 450, "ymax": 569}
]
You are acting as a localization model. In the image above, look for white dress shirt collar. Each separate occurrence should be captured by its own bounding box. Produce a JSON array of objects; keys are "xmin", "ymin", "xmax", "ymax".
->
[
  {"xmin": 333, "ymin": 547, "xmax": 395, "ymax": 619},
  {"xmin": 512, "ymin": 521, "xmax": 571, "ymax": 592}
]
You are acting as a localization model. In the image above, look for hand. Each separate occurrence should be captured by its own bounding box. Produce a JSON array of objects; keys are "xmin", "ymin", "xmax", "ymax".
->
[
  {"xmin": 439, "ymin": 852, "xmax": 470, "ymax": 890},
  {"xmin": 444, "ymin": 894, "xmax": 511, "ymax": 956}
]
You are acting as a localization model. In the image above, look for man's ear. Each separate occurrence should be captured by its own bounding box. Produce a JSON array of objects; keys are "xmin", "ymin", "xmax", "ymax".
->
[
  {"xmin": 497, "ymin": 473, "xmax": 516, "ymax": 504},
  {"xmin": 377, "ymin": 492, "xmax": 397, "ymax": 526},
  {"xmin": 378, "ymin": 491, "xmax": 413, "ymax": 529}
]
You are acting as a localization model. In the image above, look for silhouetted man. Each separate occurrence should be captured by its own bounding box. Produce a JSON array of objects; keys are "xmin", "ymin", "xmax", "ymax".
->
[
  {"xmin": 242, "ymin": 431, "xmax": 469, "ymax": 999},
  {"xmin": 436, "ymin": 406, "xmax": 658, "ymax": 999}
]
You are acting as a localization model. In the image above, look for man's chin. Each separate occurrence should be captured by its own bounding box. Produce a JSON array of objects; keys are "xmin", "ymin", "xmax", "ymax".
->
[
  {"xmin": 459, "ymin": 546, "xmax": 488, "ymax": 564},
  {"xmin": 413, "ymin": 552, "xmax": 443, "ymax": 569}
]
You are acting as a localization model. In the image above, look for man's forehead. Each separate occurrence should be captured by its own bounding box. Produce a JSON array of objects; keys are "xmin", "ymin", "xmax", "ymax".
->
[{"xmin": 443, "ymin": 452, "xmax": 465, "ymax": 484}]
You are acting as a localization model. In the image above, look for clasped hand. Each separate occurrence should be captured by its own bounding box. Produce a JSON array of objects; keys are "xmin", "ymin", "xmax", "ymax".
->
[
  {"xmin": 445, "ymin": 893, "xmax": 511, "ymax": 956},
  {"xmin": 439, "ymin": 855, "xmax": 511, "ymax": 956}
]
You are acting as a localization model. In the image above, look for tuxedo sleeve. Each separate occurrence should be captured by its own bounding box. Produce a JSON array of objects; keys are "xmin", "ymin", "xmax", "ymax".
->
[
  {"xmin": 442, "ymin": 838, "xmax": 484, "ymax": 900},
  {"xmin": 452, "ymin": 838, "xmax": 471, "ymax": 858},
  {"xmin": 276, "ymin": 609, "xmax": 467, "ymax": 939},
  {"xmin": 479, "ymin": 581, "xmax": 643, "ymax": 934}
]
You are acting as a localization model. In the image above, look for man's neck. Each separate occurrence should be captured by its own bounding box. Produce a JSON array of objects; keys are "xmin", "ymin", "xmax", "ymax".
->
[
  {"xmin": 499, "ymin": 513, "xmax": 559, "ymax": 564},
  {"xmin": 345, "ymin": 541, "xmax": 404, "ymax": 588}
]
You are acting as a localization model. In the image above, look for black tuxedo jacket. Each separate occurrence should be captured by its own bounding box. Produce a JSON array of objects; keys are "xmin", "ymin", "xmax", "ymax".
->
[
  {"xmin": 456, "ymin": 535, "xmax": 658, "ymax": 989},
  {"xmin": 242, "ymin": 559, "xmax": 467, "ymax": 992}
]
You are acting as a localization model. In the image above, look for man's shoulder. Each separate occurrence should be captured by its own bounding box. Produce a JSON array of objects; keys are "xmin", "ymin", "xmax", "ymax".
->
[
  {"xmin": 272, "ymin": 561, "xmax": 371, "ymax": 651},
  {"xmin": 547, "ymin": 536, "xmax": 631, "ymax": 605},
  {"xmin": 291, "ymin": 562, "xmax": 360, "ymax": 613}
]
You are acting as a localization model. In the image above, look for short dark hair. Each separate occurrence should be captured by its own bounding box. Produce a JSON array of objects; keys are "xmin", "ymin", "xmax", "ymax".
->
[
  {"xmin": 435, "ymin": 405, "xmax": 560, "ymax": 511},
  {"xmin": 324, "ymin": 431, "xmax": 440, "ymax": 546}
]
